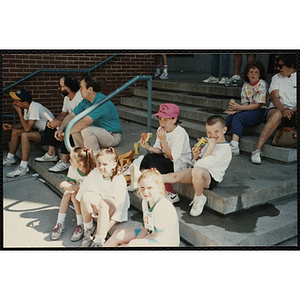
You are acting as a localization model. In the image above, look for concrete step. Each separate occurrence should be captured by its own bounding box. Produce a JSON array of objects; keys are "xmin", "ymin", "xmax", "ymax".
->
[
  {"xmin": 116, "ymin": 105, "xmax": 297, "ymax": 164},
  {"xmin": 150, "ymin": 78, "xmax": 242, "ymax": 98},
  {"xmin": 129, "ymin": 190, "xmax": 297, "ymax": 247},
  {"xmin": 121, "ymin": 95, "xmax": 265, "ymax": 135}
]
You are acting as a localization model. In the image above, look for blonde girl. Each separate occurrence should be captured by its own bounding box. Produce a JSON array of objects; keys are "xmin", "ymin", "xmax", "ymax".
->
[
  {"xmin": 51, "ymin": 147, "xmax": 95, "ymax": 241},
  {"xmin": 104, "ymin": 169, "xmax": 180, "ymax": 247},
  {"xmin": 76, "ymin": 147, "xmax": 130, "ymax": 247}
]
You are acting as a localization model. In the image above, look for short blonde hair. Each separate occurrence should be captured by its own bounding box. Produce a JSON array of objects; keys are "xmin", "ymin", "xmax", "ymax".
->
[{"xmin": 138, "ymin": 169, "xmax": 166, "ymax": 197}]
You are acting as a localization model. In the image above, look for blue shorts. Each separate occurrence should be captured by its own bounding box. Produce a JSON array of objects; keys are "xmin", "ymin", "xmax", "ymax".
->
[{"xmin": 134, "ymin": 229, "xmax": 159, "ymax": 244}]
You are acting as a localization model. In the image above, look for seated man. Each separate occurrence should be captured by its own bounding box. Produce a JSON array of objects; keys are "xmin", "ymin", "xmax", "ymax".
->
[
  {"xmin": 3, "ymin": 88, "xmax": 55, "ymax": 177},
  {"xmin": 35, "ymin": 75, "xmax": 83, "ymax": 172},
  {"xmin": 55, "ymin": 75, "xmax": 122, "ymax": 154}
]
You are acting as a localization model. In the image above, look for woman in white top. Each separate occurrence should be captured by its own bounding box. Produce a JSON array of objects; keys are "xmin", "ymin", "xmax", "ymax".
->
[{"xmin": 251, "ymin": 55, "xmax": 297, "ymax": 164}]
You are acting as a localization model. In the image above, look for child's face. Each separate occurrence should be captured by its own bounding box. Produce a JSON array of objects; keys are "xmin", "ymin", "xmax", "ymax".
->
[
  {"xmin": 139, "ymin": 177, "xmax": 161, "ymax": 202},
  {"xmin": 247, "ymin": 67, "xmax": 260, "ymax": 84},
  {"xmin": 97, "ymin": 155, "xmax": 117, "ymax": 178},
  {"xmin": 206, "ymin": 122, "xmax": 227, "ymax": 144},
  {"xmin": 159, "ymin": 117, "xmax": 177, "ymax": 133}
]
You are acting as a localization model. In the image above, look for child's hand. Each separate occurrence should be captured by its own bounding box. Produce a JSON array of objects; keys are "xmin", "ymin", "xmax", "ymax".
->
[
  {"xmin": 139, "ymin": 138, "xmax": 150, "ymax": 150},
  {"xmin": 224, "ymin": 109, "xmax": 237, "ymax": 115},
  {"xmin": 192, "ymin": 146, "xmax": 201, "ymax": 160},
  {"xmin": 59, "ymin": 181, "xmax": 72, "ymax": 190},
  {"xmin": 156, "ymin": 127, "xmax": 166, "ymax": 142},
  {"xmin": 207, "ymin": 138, "xmax": 216, "ymax": 147}
]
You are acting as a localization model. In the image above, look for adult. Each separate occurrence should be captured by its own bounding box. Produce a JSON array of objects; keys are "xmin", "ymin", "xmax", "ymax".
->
[
  {"xmin": 155, "ymin": 54, "xmax": 169, "ymax": 80},
  {"xmin": 35, "ymin": 75, "xmax": 83, "ymax": 172},
  {"xmin": 251, "ymin": 54, "xmax": 297, "ymax": 164},
  {"xmin": 3, "ymin": 89, "xmax": 55, "ymax": 177},
  {"xmin": 55, "ymin": 75, "xmax": 122, "ymax": 154},
  {"xmin": 203, "ymin": 54, "xmax": 230, "ymax": 85}
]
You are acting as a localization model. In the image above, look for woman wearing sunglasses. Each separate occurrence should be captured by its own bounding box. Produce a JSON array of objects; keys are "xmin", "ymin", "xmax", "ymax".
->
[{"xmin": 251, "ymin": 54, "xmax": 297, "ymax": 164}]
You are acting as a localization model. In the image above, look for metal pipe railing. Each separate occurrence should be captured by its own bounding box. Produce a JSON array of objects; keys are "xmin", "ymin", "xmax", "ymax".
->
[
  {"xmin": 3, "ymin": 54, "xmax": 118, "ymax": 92},
  {"xmin": 64, "ymin": 75, "xmax": 153, "ymax": 152}
]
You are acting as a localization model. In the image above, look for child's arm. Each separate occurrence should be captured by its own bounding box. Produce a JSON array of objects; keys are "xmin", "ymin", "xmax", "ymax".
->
[
  {"xmin": 156, "ymin": 128, "xmax": 173, "ymax": 160},
  {"xmin": 201, "ymin": 138, "xmax": 216, "ymax": 159}
]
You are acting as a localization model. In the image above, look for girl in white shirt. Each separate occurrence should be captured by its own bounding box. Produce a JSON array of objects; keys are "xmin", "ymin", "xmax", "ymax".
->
[{"xmin": 77, "ymin": 147, "xmax": 130, "ymax": 247}]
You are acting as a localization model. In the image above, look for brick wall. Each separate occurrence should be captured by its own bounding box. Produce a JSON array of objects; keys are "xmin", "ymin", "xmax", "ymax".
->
[{"xmin": 2, "ymin": 52, "xmax": 155, "ymax": 149}]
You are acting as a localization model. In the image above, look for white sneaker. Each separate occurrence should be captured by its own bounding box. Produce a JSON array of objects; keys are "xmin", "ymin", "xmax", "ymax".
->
[
  {"xmin": 159, "ymin": 73, "xmax": 169, "ymax": 80},
  {"xmin": 189, "ymin": 194, "xmax": 207, "ymax": 217},
  {"xmin": 155, "ymin": 72, "xmax": 161, "ymax": 78},
  {"xmin": 166, "ymin": 191, "xmax": 180, "ymax": 204},
  {"xmin": 35, "ymin": 153, "xmax": 58, "ymax": 162},
  {"xmin": 6, "ymin": 165, "xmax": 30, "ymax": 178},
  {"xmin": 230, "ymin": 144, "xmax": 240, "ymax": 156},
  {"xmin": 3, "ymin": 156, "xmax": 16, "ymax": 166},
  {"xmin": 203, "ymin": 76, "xmax": 219, "ymax": 84},
  {"xmin": 251, "ymin": 150, "xmax": 262, "ymax": 164},
  {"xmin": 51, "ymin": 223, "xmax": 65, "ymax": 240},
  {"xmin": 130, "ymin": 164, "xmax": 141, "ymax": 190},
  {"xmin": 218, "ymin": 77, "xmax": 229, "ymax": 85},
  {"xmin": 49, "ymin": 160, "xmax": 70, "ymax": 172}
]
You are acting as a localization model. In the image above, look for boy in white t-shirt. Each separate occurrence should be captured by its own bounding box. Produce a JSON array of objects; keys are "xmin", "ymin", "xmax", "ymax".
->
[
  {"xmin": 35, "ymin": 75, "xmax": 83, "ymax": 172},
  {"xmin": 3, "ymin": 88, "xmax": 55, "ymax": 178},
  {"xmin": 161, "ymin": 115, "xmax": 232, "ymax": 217}
]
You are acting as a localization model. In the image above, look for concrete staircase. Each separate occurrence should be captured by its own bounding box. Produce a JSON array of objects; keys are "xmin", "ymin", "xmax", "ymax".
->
[{"xmin": 12, "ymin": 77, "xmax": 297, "ymax": 247}]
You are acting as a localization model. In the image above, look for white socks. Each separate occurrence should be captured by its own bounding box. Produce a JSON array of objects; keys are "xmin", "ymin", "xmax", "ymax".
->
[
  {"xmin": 84, "ymin": 220, "xmax": 94, "ymax": 230},
  {"xmin": 230, "ymin": 141, "xmax": 239, "ymax": 148},
  {"xmin": 7, "ymin": 153, "xmax": 15, "ymax": 159},
  {"xmin": 57, "ymin": 212, "xmax": 67, "ymax": 224},
  {"xmin": 20, "ymin": 161, "xmax": 28, "ymax": 168},
  {"xmin": 76, "ymin": 214, "xmax": 83, "ymax": 226}
]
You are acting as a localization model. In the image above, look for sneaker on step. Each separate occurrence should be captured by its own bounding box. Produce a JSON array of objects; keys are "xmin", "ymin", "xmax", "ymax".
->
[
  {"xmin": 225, "ymin": 75, "xmax": 242, "ymax": 87},
  {"xmin": 90, "ymin": 240, "xmax": 104, "ymax": 247},
  {"xmin": 166, "ymin": 191, "xmax": 180, "ymax": 204},
  {"xmin": 35, "ymin": 153, "xmax": 58, "ymax": 162},
  {"xmin": 155, "ymin": 72, "xmax": 161, "ymax": 78},
  {"xmin": 203, "ymin": 76, "xmax": 219, "ymax": 84},
  {"xmin": 6, "ymin": 165, "xmax": 30, "ymax": 178},
  {"xmin": 51, "ymin": 223, "xmax": 65, "ymax": 240},
  {"xmin": 130, "ymin": 164, "xmax": 141, "ymax": 190},
  {"xmin": 81, "ymin": 225, "xmax": 95, "ymax": 247},
  {"xmin": 71, "ymin": 224, "xmax": 84, "ymax": 242},
  {"xmin": 230, "ymin": 144, "xmax": 240, "ymax": 155},
  {"xmin": 159, "ymin": 73, "xmax": 169, "ymax": 80},
  {"xmin": 218, "ymin": 77, "xmax": 229, "ymax": 85},
  {"xmin": 251, "ymin": 150, "xmax": 262, "ymax": 164},
  {"xmin": 3, "ymin": 156, "xmax": 16, "ymax": 166},
  {"xmin": 49, "ymin": 160, "xmax": 70, "ymax": 172},
  {"xmin": 189, "ymin": 194, "xmax": 207, "ymax": 217}
]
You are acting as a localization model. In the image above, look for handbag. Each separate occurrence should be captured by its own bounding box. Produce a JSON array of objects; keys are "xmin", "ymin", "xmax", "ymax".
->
[
  {"xmin": 118, "ymin": 150, "xmax": 135, "ymax": 185},
  {"xmin": 272, "ymin": 127, "xmax": 297, "ymax": 148}
]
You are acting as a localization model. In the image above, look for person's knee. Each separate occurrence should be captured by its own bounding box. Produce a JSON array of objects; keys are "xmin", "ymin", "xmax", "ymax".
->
[
  {"xmin": 99, "ymin": 200, "xmax": 109, "ymax": 214},
  {"xmin": 81, "ymin": 192, "xmax": 93, "ymax": 205},
  {"xmin": 114, "ymin": 229, "xmax": 126, "ymax": 242},
  {"xmin": 268, "ymin": 110, "xmax": 283, "ymax": 124},
  {"xmin": 192, "ymin": 167, "xmax": 205, "ymax": 179}
]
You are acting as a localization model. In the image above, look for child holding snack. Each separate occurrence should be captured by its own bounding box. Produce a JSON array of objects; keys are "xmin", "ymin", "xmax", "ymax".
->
[
  {"xmin": 133, "ymin": 103, "xmax": 192, "ymax": 204},
  {"xmin": 51, "ymin": 147, "xmax": 95, "ymax": 241},
  {"xmin": 76, "ymin": 147, "xmax": 130, "ymax": 247},
  {"xmin": 225, "ymin": 60, "xmax": 268, "ymax": 155},
  {"xmin": 104, "ymin": 169, "xmax": 180, "ymax": 247},
  {"xmin": 160, "ymin": 115, "xmax": 232, "ymax": 217}
]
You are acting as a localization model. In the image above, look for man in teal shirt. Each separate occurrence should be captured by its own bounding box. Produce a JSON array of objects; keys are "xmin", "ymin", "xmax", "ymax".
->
[{"xmin": 55, "ymin": 76, "xmax": 122, "ymax": 153}]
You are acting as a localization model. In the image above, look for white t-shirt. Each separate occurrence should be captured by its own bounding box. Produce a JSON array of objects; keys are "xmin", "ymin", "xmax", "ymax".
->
[
  {"xmin": 142, "ymin": 196, "xmax": 180, "ymax": 246},
  {"xmin": 24, "ymin": 101, "xmax": 54, "ymax": 131},
  {"xmin": 268, "ymin": 72, "xmax": 297, "ymax": 110},
  {"xmin": 153, "ymin": 125, "xmax": 192, "ymax": 172},
  {"xmin": 66, "ymin": 165, "xmax": 86, "ymax": 186},
  {"xmin": 194, "ymin": 142, "xmax": 232, "ymax": 183},
  {"xmin": 76, "ymin": 168, "xmax": 130, "ymax": 222},
  {"xmin": 62, "ymin": 91, "xmax": 83, "ymax": 113}
]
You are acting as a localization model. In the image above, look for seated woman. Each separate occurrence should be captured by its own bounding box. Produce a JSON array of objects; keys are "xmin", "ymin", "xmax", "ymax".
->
[{"xmin": 251, "ymin": 54, "xmax": 297, "ymax": 164}]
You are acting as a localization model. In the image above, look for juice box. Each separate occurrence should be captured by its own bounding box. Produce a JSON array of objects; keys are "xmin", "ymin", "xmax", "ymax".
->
[{"xmin": 194, "ymin": 137, "xmax": 207, "ymax": 151}]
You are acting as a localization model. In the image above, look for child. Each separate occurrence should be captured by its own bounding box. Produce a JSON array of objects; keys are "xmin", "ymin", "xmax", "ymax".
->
[
  {"xmin": 225, "ymin": 60, "xmax": 268, "ymax": 155},
  {"xmin": 76, "ymin": 147, "xmax": 130, "ymax": 247},
  {"xmin": 160, "ymin": 115, "xmax": 232, "ymax": 217},
  {"xmin": 104, "ymin": 169, "xmax": 180, "ymax": 247},
  {"xmin": 134, "ymin": 103, "xmax": 192, "ymax": 204},
  {"xmin": 51, "ymin": 147, "xmax": 95, "ymax": 241}
]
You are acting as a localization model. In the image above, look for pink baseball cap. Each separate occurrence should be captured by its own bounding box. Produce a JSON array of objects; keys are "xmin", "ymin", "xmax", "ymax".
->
[{"xmin": 152, "ymin": 103, "xmax": 180, "ymax": 118}]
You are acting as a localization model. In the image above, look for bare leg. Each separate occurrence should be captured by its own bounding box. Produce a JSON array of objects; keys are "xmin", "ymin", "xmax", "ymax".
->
[
  {"xmin": 192, "ymin": 167, "xmax": 211, "ymax": 196},
  {"xmin": 162, "ymin": 168, "xmax": 193, "ymax": 184},
  {"xmin": 71, "ymin": 196, "xmax": 82, "ymax": 216},
  {"xmin": 234, "ymin": 54, "xmax": 242, "ymax": 75},
  {"xmin": 47, "ymin": 145, "xmax": 56, "ymax": 156},
  {"xmin": 104, "ymin": 228, "xmax": 136, "ymax": 247},
  {"xmin": 232, "ymin": 133, "xmax": 240, "ymax": 142},
  {"xmin": 61, "ymin": 154, "xmax": 70, "ymax": 164},
  {"xmin": 80, "ymin": 191, "xmax": 101, "ymax": 223},
  {"xmin": 59, "ymin": 191, "xmax": 72, "ymax": 214},
  {"xmin": 21, "ymin": 131, "xmax": 41, "ymax": 161},
  {"xmin": 9, "ymin": 128, "xmax": 25, "ymax": 154},
  {"xmin": 254, "ymin": 109, "xmax": 282, "ymax": 151}
]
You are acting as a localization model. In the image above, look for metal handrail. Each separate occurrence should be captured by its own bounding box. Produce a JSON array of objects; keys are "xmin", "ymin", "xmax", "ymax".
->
[
  {"xmin": 3, "ymin": 54, "xmax": 118, "ymax": 92},
  {"xmin": 64, "ymin": 75, "xmax": 153, "ymax": 152}
]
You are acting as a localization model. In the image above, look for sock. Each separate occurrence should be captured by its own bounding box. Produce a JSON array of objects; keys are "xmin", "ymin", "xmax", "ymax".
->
[
  {"xmin": 76, "ymin": 214, "xmax": 83, "ymax": 226},
  {"xmin": 20, "ymin": 161, "xmax": 28, "ymax": 168},
  {"xmin": 165, "ymin": 183, "xmax": 175, "ymax": 194},
  {"xmin": 230, "ymin": 141, "xmax": 239, "ymax": 148},
  {"xmin": 155, "ymin": 65, "xmax": 161, "ymax": 74},
  {"xmin": 163, "ymin": 65, "xmax": 168, "ymax": 74},
  {"xmin": 93, "ymin": 235, "xmax": 105, "ymax": 244},
  {"xmin": 7, "ymin": 153, "xmax": 15, "ymax": 159},
  {"xmin": 84, "ymin": 220, "xmax": 94, "ymax": 230},
  {"xmin": 57, "ymin": 212, "xmax": 67, "ymax": 224}
]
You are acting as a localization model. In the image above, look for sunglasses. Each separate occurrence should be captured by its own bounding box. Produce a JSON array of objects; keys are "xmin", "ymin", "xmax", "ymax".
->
[{"xmin": 278, "ymin": 63, "xmax": 285, "ymax": 69}]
